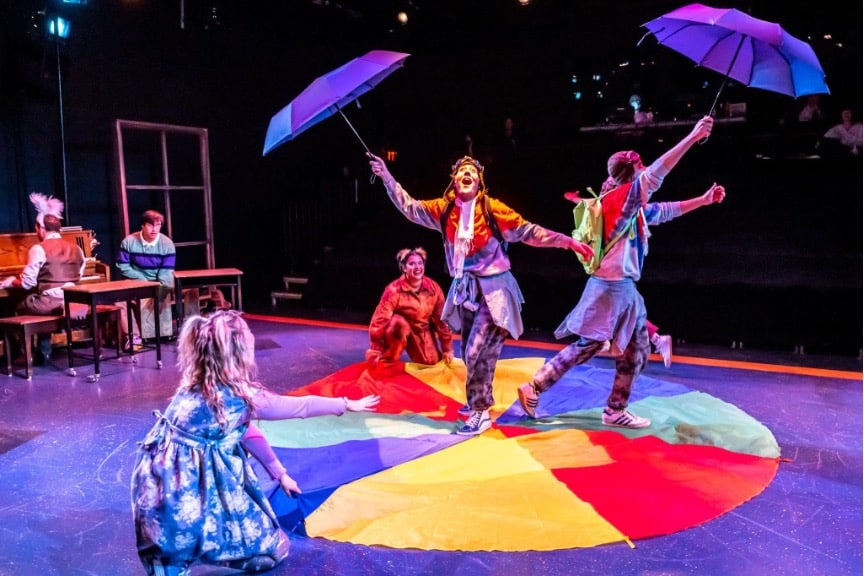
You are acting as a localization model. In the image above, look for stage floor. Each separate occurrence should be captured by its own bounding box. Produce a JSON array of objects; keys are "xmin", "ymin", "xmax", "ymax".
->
[{"xmin": 0, "ymin": 312, "xmax": 860, "ymax": 576}]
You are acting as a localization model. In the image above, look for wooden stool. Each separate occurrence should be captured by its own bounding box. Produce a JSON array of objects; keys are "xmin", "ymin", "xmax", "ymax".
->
[{"xmin": 0, "ymin": 305, "xmax": 121, "ymax": 380}]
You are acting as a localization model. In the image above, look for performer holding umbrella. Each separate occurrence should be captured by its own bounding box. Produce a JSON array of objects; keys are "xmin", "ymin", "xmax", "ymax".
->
[{"xmin": 367, "ymin": 153, "xmax": 594, "ymax": 436}]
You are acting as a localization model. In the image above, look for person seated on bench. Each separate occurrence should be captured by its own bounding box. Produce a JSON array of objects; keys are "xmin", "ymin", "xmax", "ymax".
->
[
  {"xmin": 0, "ymin": 193, "xmax": 86, "ymax": 364},
  {"xmin": 115, "ymin": 209, "xmax": 176, "ymax": 352}
]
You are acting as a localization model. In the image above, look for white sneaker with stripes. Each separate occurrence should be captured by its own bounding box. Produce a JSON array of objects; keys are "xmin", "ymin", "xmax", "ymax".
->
[{"xmin": 602, "ymin": 407, "xmax": 651, "ymax": 429}]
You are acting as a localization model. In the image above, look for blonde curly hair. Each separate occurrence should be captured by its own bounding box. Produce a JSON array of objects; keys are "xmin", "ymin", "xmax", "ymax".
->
[{"xmin": 176, "ymin": 310, "xmax": 262, "ymax": 427}]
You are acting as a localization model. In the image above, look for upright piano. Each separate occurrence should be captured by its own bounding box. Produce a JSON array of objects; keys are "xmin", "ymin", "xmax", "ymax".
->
[{"xmin": 0, "ymin": 228, "xmax": 111, "ymax": 302}]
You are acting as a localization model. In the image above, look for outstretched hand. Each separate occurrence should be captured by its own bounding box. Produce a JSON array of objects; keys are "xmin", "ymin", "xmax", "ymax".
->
[
  {"xmin": 701, "ymin": 182, "xmax": 726, "ymax": 205},
  {"xmin": 563, "ymin": 191, "xmax": 584, "ymax": 204},
  {"xmin": 569, "ymin": 238, "xmax": 594, "ymax": 260},
  {"xmin": 346, "ymin": 394, "xmax": 381, "ymax": 412}
]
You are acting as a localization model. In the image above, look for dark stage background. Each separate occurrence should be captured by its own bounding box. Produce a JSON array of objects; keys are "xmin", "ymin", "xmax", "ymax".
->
[{"xmin": 0, "ymin": 0, "xmax": 861, "ymax": 356}]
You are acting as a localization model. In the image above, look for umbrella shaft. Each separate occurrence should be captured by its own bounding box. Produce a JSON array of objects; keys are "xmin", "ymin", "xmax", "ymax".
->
[
  {"xmin": 709, "ymin": 35, "xmax": 746, "ymax": 117},
  {"xmin": 338, "ymin": 108, "xmax": 371, "ymax": 155}
]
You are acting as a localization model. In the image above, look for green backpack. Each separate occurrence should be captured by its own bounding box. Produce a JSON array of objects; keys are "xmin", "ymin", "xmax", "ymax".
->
[{"xmin": 571, "ymin": 187, "xmax": 636, "ymax": 275}]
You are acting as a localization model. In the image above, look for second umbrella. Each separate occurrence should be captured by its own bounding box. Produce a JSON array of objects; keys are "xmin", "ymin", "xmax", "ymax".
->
[{"xmin": 263, "ymin": 50, "xmax": 411, "ymax": 156}]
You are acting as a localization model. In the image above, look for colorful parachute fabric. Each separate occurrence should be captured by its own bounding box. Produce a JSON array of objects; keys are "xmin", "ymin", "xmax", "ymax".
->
[{"xmin": 256, "ymin": 358, "xmax": 780, "ymax": 551}]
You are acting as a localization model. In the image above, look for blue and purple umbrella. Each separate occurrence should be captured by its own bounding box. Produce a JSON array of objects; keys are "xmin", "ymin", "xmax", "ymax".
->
[
  {"xmin": 641, "ymin": 3, "xmax": 830, "ymax": 115},
  {"xmin": 263, "ymin": 50, "xmax": 410, "ymax": 156}
]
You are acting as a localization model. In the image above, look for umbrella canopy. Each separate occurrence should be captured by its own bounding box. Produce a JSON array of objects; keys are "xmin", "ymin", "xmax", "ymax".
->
[
  {"xmin": 641, "ymin": 3, "xmax": 829, "ymax": 115},
  {"xmin": 263, "ymin": 50, "xmax": 410, "ymax": 156}
]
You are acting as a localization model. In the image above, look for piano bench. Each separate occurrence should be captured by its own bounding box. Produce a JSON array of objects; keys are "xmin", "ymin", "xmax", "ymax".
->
[{"xmin": 0, "ymin": 305, "xmax": 121, "ymax": 380}]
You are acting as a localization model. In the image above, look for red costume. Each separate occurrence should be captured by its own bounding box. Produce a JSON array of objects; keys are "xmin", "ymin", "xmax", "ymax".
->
[{"xmin": 368, "ymin": 275, "xmax": 453, "ymax": 365}]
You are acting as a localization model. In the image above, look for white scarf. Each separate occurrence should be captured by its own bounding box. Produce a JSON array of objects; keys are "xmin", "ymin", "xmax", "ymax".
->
[{"xmin": 452, "ymin": 196, "xmax": 476, "ymax": 279}]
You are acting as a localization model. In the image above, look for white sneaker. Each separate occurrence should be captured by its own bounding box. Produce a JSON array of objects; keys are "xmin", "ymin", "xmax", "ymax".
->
[
  {"xmin": 602, "ymin": 407, "xmax": 651, "ymax": 429},
  {"xmin": 124, "ymin": 335, "xmax": 144, "ymax": 353},
  {"xmin": 456, "ymin": 410, "xmax": 491, "ymax": 436},
  {"xmin": 654, "ymin": 334, "xmax": 672, "ymax": 368}
]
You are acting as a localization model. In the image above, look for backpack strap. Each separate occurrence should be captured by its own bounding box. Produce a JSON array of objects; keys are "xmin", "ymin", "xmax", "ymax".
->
[
  {"xmin": 439, "ymin": 195, "xmax": 508, "ymax": 254},
  {"xmin": 603, "ymin": 210, "xmax": 640, "ymax": 255},
  {"xmin": 439, "ymin": 200, "xmax": 455, "ymax": 251},
  {"xmin": 482, "ymin": 195, "xmax": 508, "ymax": 254},
  {"xmin": 598, "ymin": 183, "xmax": 640, "ymax": 257}
]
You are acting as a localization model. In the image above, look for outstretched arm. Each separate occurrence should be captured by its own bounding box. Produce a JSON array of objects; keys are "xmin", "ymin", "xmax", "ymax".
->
[
  {"xmin": 490, "ymin": 197, "xmax": 595, "ymax": 259},
  {"xmin": 679, "ymin": 182, "xmax": 726, "ymax": 215},
  {"xmin": 252, "ymin": 389, "xmax": 380, "ymax": 420},
  {"xmin": 247, "ymin": 392, "xmax": 380, "ymax": 496},
  {"xmin": 367, "ymin": 153, "xmax": 442, "ymax": 230},
  {"xmin": 639, "ymin": 116, "xmax": 714, "ymax": 205},
  {"xmin": 653, "ymin": 116, "xmax": 714, "ymax": 174}
]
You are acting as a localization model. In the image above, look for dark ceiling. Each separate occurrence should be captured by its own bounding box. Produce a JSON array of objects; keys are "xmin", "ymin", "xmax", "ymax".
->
[
  {"xmin": 1, "ymin": 0, "xmax": 859, "ymax": 166},
  {"xmin": 5, "ymin": 1, "xmax": 858, "ymax": 114}
]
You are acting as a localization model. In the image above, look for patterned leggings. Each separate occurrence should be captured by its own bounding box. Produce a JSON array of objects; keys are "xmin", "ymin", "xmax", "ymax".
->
[
  {"xmin": 459, "ymin": 300, "xmax": 509, "ymax": 412},
  {"xmin": 532, "ymin": 321, "xmax": 650, "ymax": 409}
]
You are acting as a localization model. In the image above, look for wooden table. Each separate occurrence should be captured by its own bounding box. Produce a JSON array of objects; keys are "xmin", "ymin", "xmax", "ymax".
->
[
  {"xmin": 173, "ymin": 268, "xmax": 243, "ymax": 328},
  {"xmin": 63, "ymin": 280, "xmax": 163, "ymax": 382}
]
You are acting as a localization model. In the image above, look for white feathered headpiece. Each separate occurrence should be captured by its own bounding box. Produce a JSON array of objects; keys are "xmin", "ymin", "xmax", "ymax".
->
[{"xmin": 29, "ymin": 192, "xmax": 65, "ymax": 227}]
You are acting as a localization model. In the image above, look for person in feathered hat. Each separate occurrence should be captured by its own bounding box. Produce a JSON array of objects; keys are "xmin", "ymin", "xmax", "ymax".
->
[
  {"xmin": 368, "ymin": 152, "xmax": 594, "ymax": 436},
  {"xmin": 1, "ymin": 193, "xmax": 86, "ymax": 363}
]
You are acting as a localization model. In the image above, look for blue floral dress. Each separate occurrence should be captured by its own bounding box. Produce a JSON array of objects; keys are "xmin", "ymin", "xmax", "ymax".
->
[{"xmin": 131, "ymin": 384, "xmax": 285, "ymax": 573}]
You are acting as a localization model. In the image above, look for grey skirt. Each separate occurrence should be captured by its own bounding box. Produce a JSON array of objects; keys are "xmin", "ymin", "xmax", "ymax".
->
[{"xmin": 554, "ymin": 276, "xmax": 646, "ymax": 354}]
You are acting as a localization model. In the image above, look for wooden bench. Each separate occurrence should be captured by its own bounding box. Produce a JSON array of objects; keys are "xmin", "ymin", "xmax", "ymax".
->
[
  {"xmin": 173, "ymin": 268, "xmax": 243, "ymax": 329},
  {"xmin": 271, "ymin": 276, "xmax": 308, "ymax": 306},
  {"xmin": 0, "ymin": 305, "xmax": 121, "ymax": 380}
]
